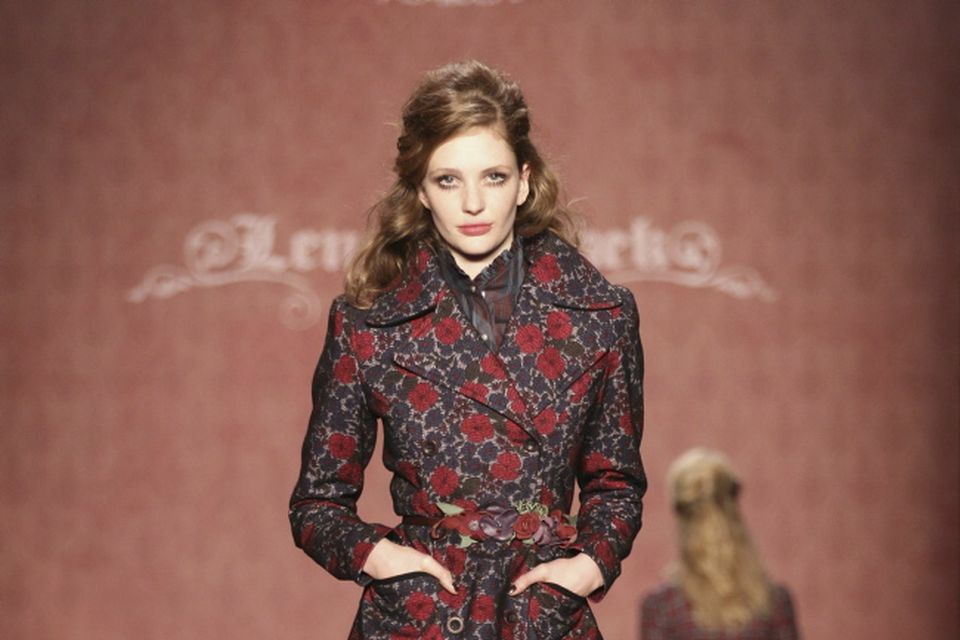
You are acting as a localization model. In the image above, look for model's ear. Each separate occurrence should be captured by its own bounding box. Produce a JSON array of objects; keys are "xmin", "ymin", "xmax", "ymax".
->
[{"xmin": 517, "ymin": 163, "xmax": 531, "ymax": 206}]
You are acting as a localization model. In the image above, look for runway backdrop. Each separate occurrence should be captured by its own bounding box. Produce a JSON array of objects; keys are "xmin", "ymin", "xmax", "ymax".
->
[{"xmin": 2, "ymin": 1, "xmax": 958, "ymax": 639}]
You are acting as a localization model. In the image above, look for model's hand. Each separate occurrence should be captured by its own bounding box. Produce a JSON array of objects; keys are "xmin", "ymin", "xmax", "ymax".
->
[
  {"xmin": 509, "ymin": 553, "xmax": 604, "ymax": 598},
  {"xmin": 362, "ymin": 538, "xmax": 457, "ymax": 594}
]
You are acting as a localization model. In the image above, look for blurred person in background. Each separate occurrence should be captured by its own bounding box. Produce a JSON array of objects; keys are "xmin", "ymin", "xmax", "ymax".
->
[{"xmin": 641, "ymin": 448, "xmax": 798, "ymax": 640}]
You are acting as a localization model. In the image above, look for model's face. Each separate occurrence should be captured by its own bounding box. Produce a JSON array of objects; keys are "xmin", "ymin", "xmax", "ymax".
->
[{"xmin": 418, "ymin": 127, "xmax": 530, "ymax": 279}]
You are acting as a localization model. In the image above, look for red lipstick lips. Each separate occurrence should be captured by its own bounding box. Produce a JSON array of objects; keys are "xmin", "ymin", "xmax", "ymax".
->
[{"xmin": 458, "ymin": 224, "xmax": 493, "ymax": 236}]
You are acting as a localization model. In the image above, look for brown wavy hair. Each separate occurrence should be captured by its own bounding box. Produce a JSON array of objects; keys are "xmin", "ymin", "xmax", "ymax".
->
[
  {"xmin": 668, "ymin": 448, "xmax": 773, "ymax": 631},
  {"xmin": 345, "ymin": 60, "xmax": 579, "ymax": 307}
]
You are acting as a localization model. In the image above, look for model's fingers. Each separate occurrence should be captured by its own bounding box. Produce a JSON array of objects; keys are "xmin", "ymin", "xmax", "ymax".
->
[
  {"xmin": 509, "ymin": 563, "xmax": 549, "ymax": 595},
  {"xmin": 421, "ymin": 554, "xmax": 457, "ymax": 594}
]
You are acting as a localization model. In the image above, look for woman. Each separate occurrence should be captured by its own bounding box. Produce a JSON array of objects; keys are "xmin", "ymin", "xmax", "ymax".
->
[
  {"xmin": 641, "ymin": 449, "xmax": 799, "ymax": 640},
  {"xmin": 289, "ymin": 60, "xmax": 646, "ymax": 640}
]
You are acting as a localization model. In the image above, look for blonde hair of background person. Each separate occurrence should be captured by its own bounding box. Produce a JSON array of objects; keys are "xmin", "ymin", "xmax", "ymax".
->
[{"xmin": 641, "ymin": 448, "xmax": 798, "ymax": 639}]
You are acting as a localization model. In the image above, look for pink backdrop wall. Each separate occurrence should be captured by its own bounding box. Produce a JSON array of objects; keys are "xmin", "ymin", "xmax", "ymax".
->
[{"xmin": 2, "ymin": 1, "xmax": 958, "ymax": 638}]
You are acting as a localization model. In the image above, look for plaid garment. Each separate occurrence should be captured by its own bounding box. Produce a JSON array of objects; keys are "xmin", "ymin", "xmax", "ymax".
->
[
  {"xmin": 436, "ymin": 237, "xmax": 525, "ymax": 353},
  {"xmin": 641, "ymin": 583, "xmax": 800, "ymax": 640}
]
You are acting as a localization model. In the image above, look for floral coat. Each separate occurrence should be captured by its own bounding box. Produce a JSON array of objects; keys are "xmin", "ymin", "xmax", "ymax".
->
[{"xmin": 289, "ymin": 231, "xmax": 646, "ymax": 640}]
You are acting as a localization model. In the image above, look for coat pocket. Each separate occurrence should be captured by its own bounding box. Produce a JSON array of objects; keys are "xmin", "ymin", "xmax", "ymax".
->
[
  {"xmin": 540, "ymin": 581, "xmax": 588, "ymax": 605},
  {"xmin": 531, "ymin": 580, "xmax": 592, "ymax": 638},
  {"xmin": 366, "ymin": 572, "xmax": 440, "ymax": 634}
]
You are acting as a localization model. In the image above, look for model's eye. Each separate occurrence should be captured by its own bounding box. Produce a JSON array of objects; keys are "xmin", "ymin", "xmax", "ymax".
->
[
  {"xmin": 486, "ymin": 172, "xmax": 508, "ymax": 185},
  {"xmin": 436, "ymin": 175, "xmax": 457, "ymax": 189}
]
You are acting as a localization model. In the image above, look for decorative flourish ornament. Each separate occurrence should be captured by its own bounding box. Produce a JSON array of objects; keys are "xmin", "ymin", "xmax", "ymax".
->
[
  {"xmin": 128, "ymin": 214, "xmax": 776, "ymax": 329},
  {"xmin": 582, "ymin": 218, "xmax": 778, "ymax": 301}
]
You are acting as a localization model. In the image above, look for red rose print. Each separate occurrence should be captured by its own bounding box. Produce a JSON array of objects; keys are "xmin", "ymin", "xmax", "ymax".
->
[
  {"xmin": 332, "ymin": 309, "xmax": 344, "ymax": 336},
  {"xmin": 491, "ymin": 452, "xmax": 521, "ymax": 481},
  {"xmin": 299, "ymin": 522, "xmax": 315, "ymax": 547},
  {"xmin": 537, "ymin": 347, "xmax": 566, "ymax": 379},
  {"xmin": 556, "ymin": 523, "xmax": 577, "ymax": 542},
  {"xmin": 430, "ymin": 466, "xmax": 459, "ymax": 497},
  {"xmin": 512, "ymin": 512, "xmax": 541, "ymax": 539},
  {"xmin": 539, "ymin": 487, "xmax": 557, "ymax": 505},
  {"xmin": 531, "ymin": 254, "xmax": 561, "ymax": 282},
  {"xmin": 546, "ymin": 310, "xmax": 572, "ymax": 339},
  {"xmin": 405, "ymin": 591, "xmax": 434, "ymax": 621},
  {"xmin": 391, "ymin": 627, "xmax": 418, "ymax": 640},
  {"xmin": 371, "ymin": 390, "xmax": 391, "ymax": 414},
  {"xmin": 602, "ymin": 477, "xmax": 630, "ymax": 490},
  {"xmin": 396, "ymin": 279, "xmax": 423, "ymax": 304},
  {"xmin": 583, "ymin": 451, "xmax": 611, "ymax": 474},
  {"xmin": 350, "ymin": 331, "xmax": 375, "ymax": 360},
  {"xmin": 460, "ymin": 381, "xmax": 488, "ymax": 402},
  {"xmin": 506, "ymin": 387, "xmax": 526, "ymax": 415},
  {"xmin": 445, "ymin": 546, "xmax": 467, "ymax": 575},
  {"xmin": 328, "ymin": 433, "xmax": 357, "ymax": 459},
  {"xmin": 480, "ymin": 353, "xmax": 507, "ymax": 379},
  {"xmin": 611, "ymin": 306, "xmax": 622, "ymax": 319},
  {"xmin": 333, "ymin": 354, "xmax": 357, "ymax": 384},
  {"xmin": 612, "ymin": 516, "xmax": 632, "ymax": 538},
  {"xmin": 516, "ymin": 324, "xmax": 544, "ymax": 353},
  {"xmin": 460, "ymin": 414, "xmax": 494, "ymax": 442},
  {"xmin": 336, "ymin": 462, "xmax": 362, "ymax": 484},
  {"xmin": 619, "ymin": 412, "xmax": 634, "ymax": 435},
  {"xmin": 504, "ymin": 420, "xmax": 527, "ymax": 445},
  {"xmin": 570, "ymin": 374, "xmax": 592, "ymax": 401},
  {"xmin": 408, "ymin": 382, "xmax": 439, "ymax": 412},
  {"xmin": 533, "ymin": 408, "xmax": 557, "ymax": 435},
  {"xmin": 529, "ymin": 595, "xmax": 541, "ymax": 619},
  {"xmin": 421, "ymin": 626, "xmax": 443, "ymax": 640},
  {"xmin": 439, "ymin": 588, "xmax": 466, "ymax": 609},
  {"xmin": 352, "ymin": 541, "xmax": 374, "ymax": 571},
  {"xmin": 470, "ymin": 594, "xmax": 496, "ymax": 621},
  {"xmin": 395, "ymin": 461, "xmax": 418, "ymax": 484},
  {"xmin": 596, "ymin": 539, "xmax": 616, "ymax": 566},
  {"xmin": 605, "ymin": 350, "xmax": 621, "ymax": 374},
  {"xmin": 410, "ymin": 315, "xmax": 432, "ymax": 338},
  {"xmin": 434, "ymin": 317, "xmax": 462, "ymax": 345},
  {"xmin": 415, "ymin": 249, "xmax": 431, "ymax": 274},
  {"xmin": 411, "ymin": 490, "xmax": 438, "ymax": 515}
]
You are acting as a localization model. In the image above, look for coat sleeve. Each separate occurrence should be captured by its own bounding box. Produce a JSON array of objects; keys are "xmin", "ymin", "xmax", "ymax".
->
[
  {"xmin": 571, "ymin": 286, "xmax": 646, "ymax": 601},
  {"xmin": 288, "ymin": 295, "xmax": 392, "ymax": 585}
]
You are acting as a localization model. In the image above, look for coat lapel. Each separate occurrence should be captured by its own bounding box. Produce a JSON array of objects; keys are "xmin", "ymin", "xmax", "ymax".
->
[
  {"xmin": 495, "ymin": 233, "xmax": 624, "ymax": 423},
  {"xmin": 364, "ymin": 234, "xmax": 624, "ymax": 437}
]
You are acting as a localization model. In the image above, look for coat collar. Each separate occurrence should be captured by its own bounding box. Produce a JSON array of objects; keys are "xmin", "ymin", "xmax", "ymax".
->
[{"xmin": 366, "ymin": 231, "xmax": 622, "ymax": 327}]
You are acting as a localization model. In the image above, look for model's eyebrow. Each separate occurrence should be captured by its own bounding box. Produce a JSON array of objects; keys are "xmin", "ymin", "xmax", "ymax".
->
[{"xmin": 427, "ymin": 165, "xmax": 514, "ymax": 175}]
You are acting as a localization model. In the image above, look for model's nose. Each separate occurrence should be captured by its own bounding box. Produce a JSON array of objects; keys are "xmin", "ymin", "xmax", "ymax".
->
[{"xmin": 462, "ymin": 182, "xmax": 484, "ymax": 215}]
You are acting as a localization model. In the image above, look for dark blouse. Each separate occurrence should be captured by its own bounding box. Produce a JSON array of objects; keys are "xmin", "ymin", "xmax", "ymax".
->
[
  {"xmin": 641, "ymin": 583, "xmax": 800, "ymax": 640},
  {"xmin": 436, "ymin": 238, "xmax": 525, "ymax": 352}
]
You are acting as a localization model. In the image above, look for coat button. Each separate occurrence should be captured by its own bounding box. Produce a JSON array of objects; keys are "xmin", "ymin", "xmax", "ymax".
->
[
  {"xmin": 446, "ymin": 615, "xmax": 464, "ymax": 634},
  {"xmin": 423, "ymin": 440, "xmax": 438, "ymax": 456},
  {"xmin": 523, "ymin": 439, "xmax": 538, "ymax": 452},
  {"xmin": 505, "ymin": 610, "xmax": 519, "ymax": 624}
]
